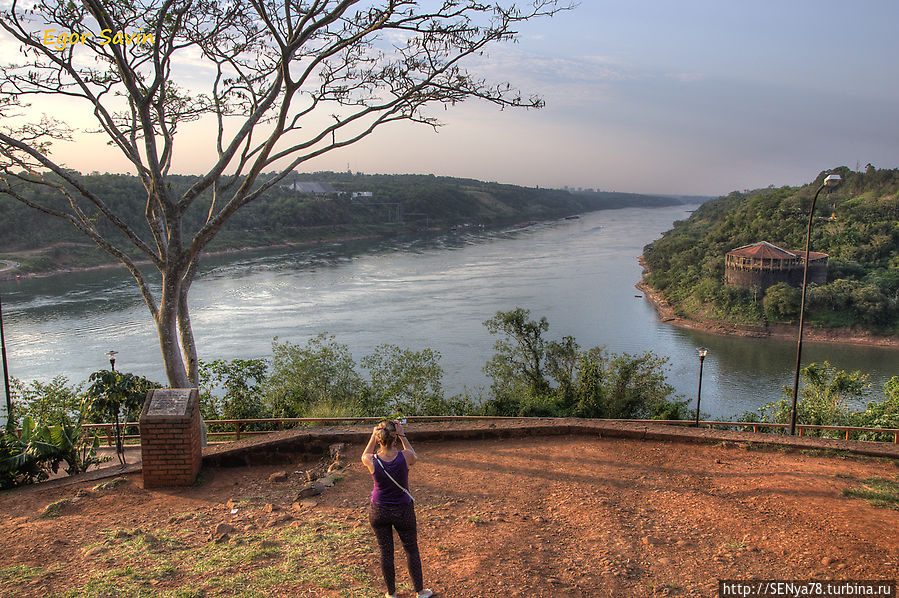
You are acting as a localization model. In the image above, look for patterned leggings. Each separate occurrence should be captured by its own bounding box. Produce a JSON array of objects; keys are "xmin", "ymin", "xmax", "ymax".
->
[{"xmin": 369, "ymin": 502, "xmax": 424, "ymax": 595}]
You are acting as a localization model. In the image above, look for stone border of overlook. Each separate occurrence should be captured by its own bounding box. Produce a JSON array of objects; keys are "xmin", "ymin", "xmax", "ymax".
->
[
  {"xmin": 200, "ymin": 417, "xmax": 899, "ymax": 468},
  {"xmin": 14, "ymin": 417, "xmax": 898, "ymax": 494}
]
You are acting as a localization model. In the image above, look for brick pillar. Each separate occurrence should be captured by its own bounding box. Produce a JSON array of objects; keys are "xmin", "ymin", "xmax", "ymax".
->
[{"xmin": 139, "ymin": 388, "xmax": 202, "ymax": 488}]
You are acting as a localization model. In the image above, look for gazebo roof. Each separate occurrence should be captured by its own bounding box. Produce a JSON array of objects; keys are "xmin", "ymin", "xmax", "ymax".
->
[
  {"xmin": 727, "ymin": 242, "xmax": 829, "ymax": 262},
  {"xmin": 790, "ymin": 250, "xmax": 829, "ymax": 262},
  {"xmin": 727, "ymin": 242, "xmax": 797, "ymax": 260}
]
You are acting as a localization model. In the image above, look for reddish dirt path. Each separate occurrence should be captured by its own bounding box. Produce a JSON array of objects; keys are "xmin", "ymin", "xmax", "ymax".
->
[{"xmin": 2, "ymin": 435, "xmax": 897, "ymax": 597}]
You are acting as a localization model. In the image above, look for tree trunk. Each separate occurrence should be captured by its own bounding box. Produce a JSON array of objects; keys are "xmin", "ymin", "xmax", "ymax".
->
[
  {"xmin": 178, "ymin": 271, "xmax": 199, "ymax": 387},
  {"xmin": 157, "ymin": 268, "xmax": 191, "ymax": 388}
]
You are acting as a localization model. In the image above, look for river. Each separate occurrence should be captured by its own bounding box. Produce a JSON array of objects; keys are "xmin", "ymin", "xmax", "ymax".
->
[{"xmin": 1, "ymin": 205, "xmax": 895, "ymax": 419}]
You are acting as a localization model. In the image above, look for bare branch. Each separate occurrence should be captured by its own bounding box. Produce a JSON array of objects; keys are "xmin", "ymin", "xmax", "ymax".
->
[
  {"xmin": 0, "ymin": 178, "xmax": 159, "ymax": 316},
  {"xmin": 0, "ymin": 129, "xmax": 162, "ymax": 265},
  {"xmin": 0, "ymin": 0, "xmax": 572, "ymax": 387}
]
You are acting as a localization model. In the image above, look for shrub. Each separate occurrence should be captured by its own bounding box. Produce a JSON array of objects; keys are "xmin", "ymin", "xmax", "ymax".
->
[
  {"xmin": 263, "ymin": 334, "xmax": 368, "ymax": 418},
  {"xmin": 199, "ymin": 358, "xmax": 269, "ymax": 422},
  {"xmin": 362, "ymin": 345, "xmax": 446, "ymax": 416},
  {"xmin": 763, "ymin": 282, "xmax": 800, "ymax": 322},
  {"xmin": 480, "ymin": 308, "xmax": 688, "ymax": 420},
  {"xmin": 11, "ymin": 376, "xmax": 85, "ymax": 427},
  {"xmin": 751, "ymin": 362, "xmax": 873, "ymax": 438},
  {"xmin": 86, "ymin": 370, "xmax": 160, "ymax": 464}
]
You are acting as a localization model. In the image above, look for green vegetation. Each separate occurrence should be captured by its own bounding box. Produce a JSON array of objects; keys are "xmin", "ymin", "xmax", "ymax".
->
[
  {"xmin": 7, "ymin": 311, "xmax": 896, "ymax": 491},
  {"xmin": 2, "ymin": 377, "xmax": 101, "ymax": 487},
  {"xmin": 39, "ymin": 497, "xmax": 75, "ymax": 519},
  {"xmin": 738, "ymin": 363, "xmax": 899, "ymax": 442},
  {"xmin": 196, "ymin": 309, "xmax": 689, "ymax": 423},
  {"xmin": 0, "ymin": 414, "xmax": 104, "ymax": 489},
  {"xmin": 200, "ymin": 335, "xmax": 474, "ymax": 423},
  {"xmin": 0, "ymin": 171, "xmax": 684, "ymax": 275},
  {"xmin": 0, "ymin": 563, "xmax": 47, "ymax": 585},
  {"xmin": 480, "ymin": 308, "xmax": 691, "ymax": 419},
  {"xmin": 198, "ymin": 358, "xmax": 269, "ymax": 422},
  {"xmin": 643, "ymin": 166, "xmax": 899, "ymax": 333},
  {"xmin": 10, "ymin": 376, "xmax": 87, "ymax": 428},
  {"xmin": 361, "ymin": 344, "xmax": 456, "ymax": 417},
  {"xmin": 1, "ymin": 372, "xmax": 156, "ymax": 488},
  {"xmin": 5, "ymin": 306, "xmax": 691, "ymax": 488},
  {"xmin": 86, "ymin": 371, "xmax": 160, "ymax": 464}
]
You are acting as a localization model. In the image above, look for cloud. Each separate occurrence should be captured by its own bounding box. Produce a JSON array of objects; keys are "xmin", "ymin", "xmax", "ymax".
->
[
  {"xmin": 452, "ymin": 46, "xmax": 636, "ymax": 111},
  {"xmin": 665, "ymin": 72, "xmax": 705, "ymax": 83},
  {"xmin": 470, "ymin": 46, "xmax": 626, "ymax": 83}
]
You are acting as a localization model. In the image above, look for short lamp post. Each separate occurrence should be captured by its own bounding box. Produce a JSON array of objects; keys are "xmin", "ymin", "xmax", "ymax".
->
[
  {"xmin": 694, "ymin": 347, "xmax": 709, "ymax": 427},
  {"xmin": 789, "ymin": 173, "xmax": 842, "ymax": 435},
  {"xmin": 106, "ymin": 350, "xmax": 118, "ymax": 372}
]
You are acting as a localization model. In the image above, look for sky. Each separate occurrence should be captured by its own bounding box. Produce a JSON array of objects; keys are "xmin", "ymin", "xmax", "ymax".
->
[{"xmin": 4, "ymin": 0, "xmax": 899, "ymax": 196}]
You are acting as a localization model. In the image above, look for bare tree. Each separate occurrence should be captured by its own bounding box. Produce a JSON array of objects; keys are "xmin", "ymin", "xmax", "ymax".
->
[{"xmin": 0, "ymin": 0, "xmax": 569, "ymax": 387}]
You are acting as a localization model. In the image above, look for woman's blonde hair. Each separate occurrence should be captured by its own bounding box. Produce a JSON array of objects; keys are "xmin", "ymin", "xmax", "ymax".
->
[{"xmin": 375, "ymin": 420, "xmax": 397, "ymax": 448}]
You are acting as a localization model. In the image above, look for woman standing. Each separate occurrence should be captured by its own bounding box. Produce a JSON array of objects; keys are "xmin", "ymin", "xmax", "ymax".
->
[{"xmin": 361, "ymin": 420, "xmax": 434, "ymax": 598}]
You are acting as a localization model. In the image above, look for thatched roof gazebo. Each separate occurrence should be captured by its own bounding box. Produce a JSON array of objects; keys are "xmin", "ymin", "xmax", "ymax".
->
[{"xmin": 724, "ymin": 242, "xmax": 828, "ymax": 291}]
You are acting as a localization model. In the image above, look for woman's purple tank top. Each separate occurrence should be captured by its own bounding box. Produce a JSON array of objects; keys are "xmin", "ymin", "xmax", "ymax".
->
[{"xmin": 370, "ymin": 451, "xmax": 412, "ymax": 505}]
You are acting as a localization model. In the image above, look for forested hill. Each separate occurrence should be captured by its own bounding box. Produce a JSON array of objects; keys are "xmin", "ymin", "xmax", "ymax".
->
[
  {"xmin": 0, "ymin": 170, "xmax": 685, "ymax": 273},
  {"xmin": 642, "ymin": 166, "xmax": 899, "ymax": 333}
]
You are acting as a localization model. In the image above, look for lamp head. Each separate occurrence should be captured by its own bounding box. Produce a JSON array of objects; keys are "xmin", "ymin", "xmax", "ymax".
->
[
  {"xmin": 824, "ymin": 174, "xmax": 842, "ymax": 188},
  {"xmin": 698, "ymin": 347, "xmax": 709, "ymax": 358},
  {"xmin": 106, "ymin": 350, "xmax": 118, "ymax": 361}
]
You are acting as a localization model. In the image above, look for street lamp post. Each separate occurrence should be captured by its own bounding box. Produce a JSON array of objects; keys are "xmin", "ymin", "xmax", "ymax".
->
[
  {"xmin": 789, "ymin": 173, "xmax": 842, "ymax": 435},
  {"xmin": 106, "ymin": 350, "xmax": 118, "ymax": 372},
  {"xmin": 695, "ymin": 347, "xmax": 709, "ymax": 427},
  {"xmin": 0, "ymin": 292, "xmax": 11, "ymax": 430}
]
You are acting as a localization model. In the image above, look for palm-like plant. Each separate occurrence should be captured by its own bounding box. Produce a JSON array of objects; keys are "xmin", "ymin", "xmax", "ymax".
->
[{"xmin": 0, "ymin": 414, "xmax": 106, "ymax": 489}]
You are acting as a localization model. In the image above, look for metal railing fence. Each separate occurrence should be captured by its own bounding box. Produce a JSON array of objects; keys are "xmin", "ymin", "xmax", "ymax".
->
[{"xmin": 42, "ymin": 416, "xmax": 897, "ymax": 447}]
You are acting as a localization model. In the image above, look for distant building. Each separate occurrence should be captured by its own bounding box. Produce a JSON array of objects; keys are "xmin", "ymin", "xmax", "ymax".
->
[
  {"xmin": 724, "ymin": 241, "xmax": 828, "ymax": 292},
  {"xmin": 351, "ymin": 191, "xmax": 374, "ymax": 198},
  {"xmin": 284, "ymin": 181, "xmax": 337, "ymax": 195}
]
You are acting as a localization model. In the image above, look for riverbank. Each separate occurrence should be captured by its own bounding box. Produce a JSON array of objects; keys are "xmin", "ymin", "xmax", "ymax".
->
[
  {"xmin": 0, "ymin": 260, "xmax": 20, "ymax": 274},
  {"xmin": 0, "ymin": 225, "xmax": 450, "ymax": 281},
  {"xmin": 635, "ymin": 269, "xmax": 899, "ymax": 349},
  {"xmin": 0, "ymin": 217, "xmax": 558, "ymax": 281}
]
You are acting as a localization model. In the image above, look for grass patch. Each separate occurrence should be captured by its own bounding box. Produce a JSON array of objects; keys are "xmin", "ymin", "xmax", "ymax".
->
[
  {"xmin": 843, "ymin": 477, "xmax": 899, "ymax": 510},
  {"xmin": 799, "ymin": 448, "xmax": 853, "ymax": 459},
  {"xmin": 723, "ymin": 535, "xmax": 748, "ymax": 550},
  {"xmin": 744, "ymin": 442, "xmax": 892, "ymax": 464},
  {"xmin": 227, "ymin": 496, "xmax": 266, "ymax": 509},
  {"xmin": 93, "ymin": 477, "xmax": 128, "ymax": 491},
  {"xmin": 52, "ymin": 516, "xmax": 377, "ymax": 598},
  {"xmin": 0, "ymin": 563, "xmax": 47, "ymax": 584},
  {"xmin": 40, "ymin": 498, "xmax": 74, "ymax": 518}
]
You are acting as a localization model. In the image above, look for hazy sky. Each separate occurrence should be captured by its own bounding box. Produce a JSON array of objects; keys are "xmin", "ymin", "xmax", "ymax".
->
[{"xmin": 7, "ymin": 1, "xmax": 899, "ymax": 195}]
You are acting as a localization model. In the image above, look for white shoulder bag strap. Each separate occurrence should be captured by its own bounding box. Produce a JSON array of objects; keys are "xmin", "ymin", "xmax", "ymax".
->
[{"xmin": 374, "ymin": 455, "xmax": 415, "ymax": 502}]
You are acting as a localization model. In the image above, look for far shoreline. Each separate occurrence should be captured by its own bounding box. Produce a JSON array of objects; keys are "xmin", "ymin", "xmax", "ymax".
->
[
  {"xmin": 0, "ymin": 231, "xmax": 410, "ymax": 281},
  {"xmin": 635, "ymin": 263, "xmax": 899, "ymax": 350},
  {"xmin": 0, "ymin": 217, "xmax": 551, "ymax": 281}
]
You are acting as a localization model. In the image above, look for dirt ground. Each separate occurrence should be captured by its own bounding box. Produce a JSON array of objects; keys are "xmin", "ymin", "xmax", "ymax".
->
[{"xmin": 2, "ymin": 434, "xmax": 898, "ymax": 597}]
